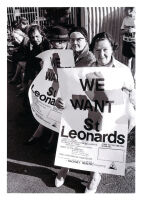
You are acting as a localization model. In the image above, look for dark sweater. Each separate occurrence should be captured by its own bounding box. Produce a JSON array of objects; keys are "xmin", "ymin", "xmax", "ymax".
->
[{"xmin": 24, "ymin": 37, "xmax": 51, "ymax": 83}]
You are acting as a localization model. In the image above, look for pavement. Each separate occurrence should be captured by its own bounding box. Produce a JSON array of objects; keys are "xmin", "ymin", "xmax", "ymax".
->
[{"xmin": 7, "ymin": 61, "xmax": 135, "ymax": 193}]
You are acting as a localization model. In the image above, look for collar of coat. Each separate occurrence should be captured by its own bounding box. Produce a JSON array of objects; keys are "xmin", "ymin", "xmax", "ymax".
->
[{"xmin": 74, "ymin": 43, "xmax": 89, "ymax": 62}]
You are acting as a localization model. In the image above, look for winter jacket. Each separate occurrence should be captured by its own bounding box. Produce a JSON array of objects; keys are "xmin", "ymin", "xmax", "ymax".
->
[{"xmin": 74, "ymin": 44, "xmax": 96, "ymax": 67}]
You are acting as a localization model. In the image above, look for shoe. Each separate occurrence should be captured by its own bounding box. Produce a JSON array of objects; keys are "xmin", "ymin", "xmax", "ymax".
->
[
  {"xmin": 23, "ymin": 137, "xmax": 40, "ymax": 145},
  {"xmin": 55, "ymin": 168, "xmax": 69, "ymax": 187},
  {"xmin": 85, "ymin": 172, "xmax": 101, "ymax": 193}
]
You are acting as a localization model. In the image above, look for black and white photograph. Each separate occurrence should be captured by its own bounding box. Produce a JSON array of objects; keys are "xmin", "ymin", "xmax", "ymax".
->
[{"xmin": 1, "ymin": 0, "xmax": 140, "ymax": 199}]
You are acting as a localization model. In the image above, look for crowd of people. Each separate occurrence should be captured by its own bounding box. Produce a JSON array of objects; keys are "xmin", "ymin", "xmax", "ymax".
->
[{"xmin": 7, "ymin": 7, "xmax": 136, "ymax": 193}]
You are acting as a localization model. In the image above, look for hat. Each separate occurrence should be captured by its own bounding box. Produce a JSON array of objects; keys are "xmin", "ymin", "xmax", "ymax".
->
[
  {"xmin": 49, "ymin": 26, "xmax": 69, "ymax": 41},
  {"xmin": 69, "ymin": 27, "xmax": 88, "ymax": 40}
]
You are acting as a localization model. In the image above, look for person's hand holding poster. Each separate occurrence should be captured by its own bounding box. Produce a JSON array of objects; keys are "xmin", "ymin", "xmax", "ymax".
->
[{"xmin": 55, "ymin": 67, "xmax": 129, "ymax": 175}]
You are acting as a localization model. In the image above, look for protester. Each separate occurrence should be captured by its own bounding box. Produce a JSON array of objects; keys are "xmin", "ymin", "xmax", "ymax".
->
[
  {"xmin": 17, "ymin": 24, "xmax": 51, "ymax": 118},
  {"xmin": 55, "ymin": 26, "xmax": 95, "ymax": 109},
  {"xmin": 121, "ymin": 7, "xmax": 136, "ymax": 78},
  {"xmin": 54, "ymin": 27, "xmax": 100, "ymax": 193},
  {"xmin": 89, "ymin": 32, "xmax": 135, "ymax": 191},
  {"xmin": 90, "ymin": 32, "xmax": 135, "ymax": 132},
  {"xmin": 24, "ymin": 26, "xmax": 69, "ymax": 150},
  {"xmin": 23, "ymin": 24, "xmax": 51, "ymax": 89},
  {"xmin": 55, "ymin": 31, "xmax": 135, "ymax": 193}
]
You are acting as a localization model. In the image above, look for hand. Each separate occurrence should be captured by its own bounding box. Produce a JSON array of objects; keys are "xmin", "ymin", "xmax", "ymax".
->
[{"xmin": 55, "ymin": 97, "xmax": 65, "ymax": 109}]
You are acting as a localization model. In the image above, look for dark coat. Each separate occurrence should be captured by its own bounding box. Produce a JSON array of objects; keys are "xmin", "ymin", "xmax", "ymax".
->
[
  {"xmin": 74, "ymin": 44, "xmax": 96, "ymax": 67},
  {"xmin": 24, "ymin": 37, "xmax": 51, "ymax": 83}
]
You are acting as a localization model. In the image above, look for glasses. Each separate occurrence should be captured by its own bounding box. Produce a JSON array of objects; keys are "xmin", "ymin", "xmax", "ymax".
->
[{"xmin": 70, "ymin": 38, "xmax": 85, "ymax": 43}]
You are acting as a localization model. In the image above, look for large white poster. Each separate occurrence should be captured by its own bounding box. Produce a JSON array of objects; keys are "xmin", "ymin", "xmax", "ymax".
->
[
  {"xmin": 28, "ymin": 49, "xmax": 75, "ymax": 132},
  {"xmin": 55, "ymin": 67, "xmax": 130, "ymax": 175}
]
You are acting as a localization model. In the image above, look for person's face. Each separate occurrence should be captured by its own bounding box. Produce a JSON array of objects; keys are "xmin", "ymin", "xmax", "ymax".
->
[
  {"xmin": 30, "ymin": 30, "xmax": 43, "ymax": 46},
  {"xmin": 51, "ymin": 41, "xmax": 67, "ymax": 49},
  {"xmin": 70, "ymin": 32, "xmax": 87, "ymax": 52},
  {"xmin": 21, "ymin": 22, "xmax": 27, "ymax": 30},
  {"xmin": 93, "ymin": 39, "xmax": 113, "ymax": 66},
  {"xmin": 13, "ymin": 33, "xmax": 24, "ymax": 44}
]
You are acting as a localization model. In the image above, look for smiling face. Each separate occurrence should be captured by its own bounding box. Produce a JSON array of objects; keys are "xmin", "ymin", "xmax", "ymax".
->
[
  {"xmin": 93, "ymin": 39, "xmax": 113, "ymax": 66},
  {"xmin": 70, "ymin": 32, "xmax": 87, "ymax": 52}
]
